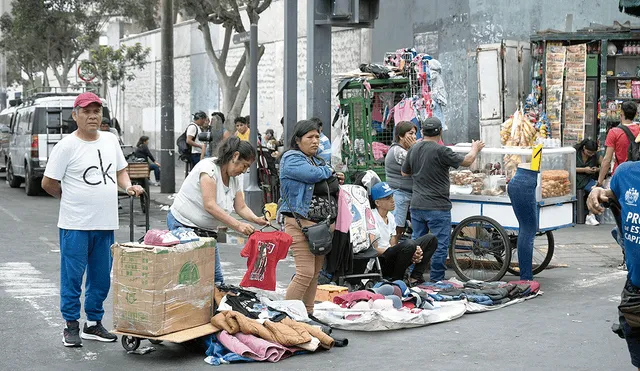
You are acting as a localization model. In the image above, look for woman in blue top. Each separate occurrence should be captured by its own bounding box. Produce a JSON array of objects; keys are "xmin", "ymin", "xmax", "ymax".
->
[{"xmin": 279, "ymin": 119, "xmax": 344, "ymax": 314}]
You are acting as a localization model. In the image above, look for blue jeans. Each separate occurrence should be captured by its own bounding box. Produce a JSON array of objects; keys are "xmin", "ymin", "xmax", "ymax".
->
[
  {"xmin": 410, "ymin": 209, "xmax": 451, "ymax": 281},
  {"xmin": 148, "ymin": 162, "xmax": 160, "ymax": 182},
  {"xmin": 167, "ymin": 210, "xmax": 224, "ymax": 284},
  {"xmin": 190, "ymin": 153, "xmax": 201, "ymax": 167},
  {"xmin": 393, "ymin": 189, "xmax": 412, "ymax": 228},
  {"xmin": 59, "ymin": 229, "xmax": 114, "ymax": 321},
  {"xmin": 507, "ymin": 167, "xmax": 539, "ymax": 280}
]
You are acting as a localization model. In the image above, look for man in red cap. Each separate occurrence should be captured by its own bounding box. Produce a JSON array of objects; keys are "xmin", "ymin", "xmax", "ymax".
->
[{"xmin": 41, "ymin": 92, "xmax": 144, "ymax": 347}]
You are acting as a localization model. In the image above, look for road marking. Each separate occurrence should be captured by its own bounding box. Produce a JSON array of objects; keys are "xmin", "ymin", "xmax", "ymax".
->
[
  {"xmin": 0, "ymin": 262, "xmax": 60, "ymax": 327},
  {"xmin": 572, "ymin": 270, "xmax": 627, "ymax": 288},
  {"xmin": 39, "ymin": 236, "xmax": 60, "ymax": 252},
  {"xmin": 0, "ymin": 204, "xmax": 21, "ymax": 222}
]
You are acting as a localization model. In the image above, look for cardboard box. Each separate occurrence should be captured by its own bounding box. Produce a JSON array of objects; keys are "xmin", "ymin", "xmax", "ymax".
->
[
  {"xmin": 315, "ymin": 284, "xmax": 348, "ymax": 302},
  {"xmin": 112, "ymin": 238, "xmax": 216, "ymax": 337}
]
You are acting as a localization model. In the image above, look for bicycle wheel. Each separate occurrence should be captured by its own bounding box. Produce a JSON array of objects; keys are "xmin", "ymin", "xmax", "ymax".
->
[
  {"xmin": 506, "ymin": 231, "xmax": 555, "ymax": 276},
  {"xmin": 449, "ymin": 216, "xmax": 511, "ymax": 282}
]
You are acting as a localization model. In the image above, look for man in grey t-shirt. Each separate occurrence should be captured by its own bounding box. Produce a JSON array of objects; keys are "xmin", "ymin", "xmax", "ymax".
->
[{"xmin": 402, "ymin": 117, "xmax": 484, "ymax": 281}]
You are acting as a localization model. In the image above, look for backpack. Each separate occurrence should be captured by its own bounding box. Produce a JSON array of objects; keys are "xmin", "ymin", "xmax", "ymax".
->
[
  {"xmin": 176, "ymin": 123, "xmax": 196, "ymax": 162},
  {"xmin": 617, "ymin": 124, "xmax": 640, "ymax": 162}
]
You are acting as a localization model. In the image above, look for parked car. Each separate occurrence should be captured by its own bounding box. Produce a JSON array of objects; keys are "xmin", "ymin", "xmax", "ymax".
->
[
  {"xmin": 0, "ymin": 106, "xmax": 14, "ymax": 172},
  {"xmin": 6, "ymin": 92, "xmax": 110, "ymax": 195}
]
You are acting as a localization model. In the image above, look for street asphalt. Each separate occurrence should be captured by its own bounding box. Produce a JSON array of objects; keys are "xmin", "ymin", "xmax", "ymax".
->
[{"xmin": 0, "ymin": 171, "xmax": 634, "ymax": 371}]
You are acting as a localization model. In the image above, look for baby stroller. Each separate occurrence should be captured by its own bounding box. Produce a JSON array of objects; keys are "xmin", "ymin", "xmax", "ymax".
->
[{"xmin": 329, "ymin": 184, "xmax": 384, "ymax": 291}]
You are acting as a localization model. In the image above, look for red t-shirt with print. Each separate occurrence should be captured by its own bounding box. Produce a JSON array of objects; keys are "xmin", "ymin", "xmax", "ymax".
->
[
  {"xmin": 605, "ymin": 123, "xmax": 640, "ymax": 172},
  {"xmin": 240, "ymin": 231, "xmax": 293, "ymax": 291}
]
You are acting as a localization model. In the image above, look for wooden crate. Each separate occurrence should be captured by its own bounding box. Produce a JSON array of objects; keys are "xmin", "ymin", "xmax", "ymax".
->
[{"xmin": 127, "ymin": 162, "xmax": 150, "ymax": 179}]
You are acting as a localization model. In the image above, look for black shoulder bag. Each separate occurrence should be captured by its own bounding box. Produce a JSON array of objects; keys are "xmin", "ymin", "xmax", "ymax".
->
[{"xmin": 281, "ymin": 179, "xmax": 334, "ymax": 256}]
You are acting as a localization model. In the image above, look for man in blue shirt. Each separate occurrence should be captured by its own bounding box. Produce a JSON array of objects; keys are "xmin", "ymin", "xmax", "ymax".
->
[
  {"xmin": 588, "ymin": 161, "xmax": 640, "ymax": 369},
  {"xmin": 310, "ymin": 117, "xmax": 331, "ymax": 164}
]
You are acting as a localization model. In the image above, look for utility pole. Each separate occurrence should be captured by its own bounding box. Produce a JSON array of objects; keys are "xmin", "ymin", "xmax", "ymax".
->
[
  {"xmin": 160, "ymin": 0, "xmax": 175, "ymax": 194},
  {"xmin": 307, "ymin": 0, "xmax": 332, "ymax": 138},
  {"xmin": 283, "ymin": 0, "xmax": 297, "ymax": 147},
  {"xmin": 245, "ymin": 23, "xmax": 263, "ymax": 214}
]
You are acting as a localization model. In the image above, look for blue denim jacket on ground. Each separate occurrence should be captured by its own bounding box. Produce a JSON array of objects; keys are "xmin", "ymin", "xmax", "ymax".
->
[{"xmin": 279, "ymin": 150, "xmax": 333, "ymax": 218}]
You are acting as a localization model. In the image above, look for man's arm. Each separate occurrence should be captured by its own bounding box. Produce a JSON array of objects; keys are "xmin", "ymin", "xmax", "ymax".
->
[
  {"xmin": 597, "ymin": 147, "xmax": 614, "ymax": 185},
  {"xmin": 116, "ymin": 169, "xmax": 144, "ymax": 196},
  {"xmin": 41, "ymin": 176, "xmax": 62, "ymax": 199},
  {"xmin": 587, "ymin": 186, "xmax": 617, "ymax": 215},
  {"xmin": 186, "ymin": 135, "xmax": 202, "ymax": 150},
  {"xmin": 460, "ymin": 140, "xmax": 485, "ymax": 167}
]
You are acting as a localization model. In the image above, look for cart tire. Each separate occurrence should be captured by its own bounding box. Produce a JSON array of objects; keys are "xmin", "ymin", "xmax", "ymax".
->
[
  {"xmin": 121, "ymin": 335, "xmax": 141, "ymax": 351},
  {"xmin": 449, "ymin": 216, "xmax": 511, "ymax": 282},
  {"xmin": 506, "ymin": 231, "xmax": 555, "ymax": 276},
  {"xmin": 148, "ymin": 339, "xmax": 163, "ymax": 345}
]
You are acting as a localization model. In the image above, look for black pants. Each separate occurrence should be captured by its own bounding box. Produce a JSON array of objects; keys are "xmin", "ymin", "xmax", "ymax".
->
[{"xmin": 379, "ymin": 234, "xmax": 437, "ymax": 281}]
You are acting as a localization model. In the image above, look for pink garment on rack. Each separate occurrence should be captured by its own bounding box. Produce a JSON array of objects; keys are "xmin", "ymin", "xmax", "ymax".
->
[
  {"xmin": 393, "ymin": 98, "xmax": 415, "ymax": 123},
  {"xmin": 371, "ymin": 94, "xmax": 384, "ymax": 123},
  {"xmin": 335, "ymin": 188, "xmax": 354, "ymax": 233},
  {"xmin": 218, "ymin": 331, "xmax": 296, "ymax": 362},
  {"xmin": 371, "ymin": 142, "xmax": 390, "ymax": 161}
]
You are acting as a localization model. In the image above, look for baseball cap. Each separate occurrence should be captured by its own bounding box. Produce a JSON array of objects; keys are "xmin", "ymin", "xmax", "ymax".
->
[
  {"xmin": 421, "ymin": 117, "xmax": 442, "ymax": 136},
  {"xmin": 74, "ymin": 92, "xmax": 103, "ymax": 108},
  {"xmin": 371, "ymin": 182, "xmax": 394, "ymax": 201}
]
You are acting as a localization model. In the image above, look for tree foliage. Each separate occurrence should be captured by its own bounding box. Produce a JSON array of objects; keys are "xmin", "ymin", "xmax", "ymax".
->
[
  {"xmin": 182, "ymin": 0, "xmax": 272, "ymax": 130},
  {"xmin": 79, "ymin": 43, "xmax": 151, "ymax": 95}
]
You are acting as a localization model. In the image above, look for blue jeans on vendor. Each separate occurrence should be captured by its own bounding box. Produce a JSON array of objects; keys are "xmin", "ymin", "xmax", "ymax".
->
[
  {"xmin": 393, "ymin": 189, "xmax": 412, "ymax": 229},
  {"xmin": 167, "ymin": 210, "xmax": 224, "ymax": 284},
  {"xmin": 583, "ymin": 179, "xmax": 597, "ymax": 193},
  {"xmin": 410, "ymin": 209, "xmax": 451, "ymax": 282},
  {"xmin": 59, "ymin": 229, "xmax": 114, "ymax": 321},
  {"xmin": 507, "ymin": 167, "xmax": 539, "ymax": 281}
]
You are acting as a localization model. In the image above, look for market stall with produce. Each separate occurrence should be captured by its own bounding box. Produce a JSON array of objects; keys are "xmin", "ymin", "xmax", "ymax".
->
[{"xmin": 447, "ymin": 109, "xmax": 576, "ymax": 282}]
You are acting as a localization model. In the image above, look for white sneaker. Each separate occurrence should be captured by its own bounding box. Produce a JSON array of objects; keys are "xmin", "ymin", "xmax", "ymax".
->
[{"xmin": 585, "ymin": 214, "xmax": 600, "ymax": 226}]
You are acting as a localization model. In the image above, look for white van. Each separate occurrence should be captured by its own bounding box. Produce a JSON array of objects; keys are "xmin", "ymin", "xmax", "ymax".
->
[
  {"xmin": 6, "ymin": 93, "xmax": 110, "ymax": 195},
  {"xmin": 0, "ymin": 105, "xmax": 16, "ymax": 172}
]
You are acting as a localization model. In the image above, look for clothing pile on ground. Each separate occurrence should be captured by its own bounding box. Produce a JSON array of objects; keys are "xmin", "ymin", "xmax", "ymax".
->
[
  {"xmin": 312, "ymin": 279, "xmax": 542, "ymax": 331},
  {"xmin": 417, "ymin": 279, "xmax": 542, "ymax": 313},
  {"xmin": 203, "ymin": 285, "xmax": 347, "ymax": 366}
]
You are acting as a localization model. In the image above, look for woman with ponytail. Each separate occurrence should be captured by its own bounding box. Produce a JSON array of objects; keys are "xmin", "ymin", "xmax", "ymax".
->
[
  {"xmin": 167, "ymin": 136, "xmax": 268, "ymax": 283},
  {"xmin": 574, "ymin": 139, "xmax": 602, "ymax": 225}
]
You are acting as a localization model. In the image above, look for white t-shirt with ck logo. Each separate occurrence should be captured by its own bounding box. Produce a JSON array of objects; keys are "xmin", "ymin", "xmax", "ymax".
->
[{"xmin": 44, "ymin": 131, "xmax": 127, "ymax": 230}]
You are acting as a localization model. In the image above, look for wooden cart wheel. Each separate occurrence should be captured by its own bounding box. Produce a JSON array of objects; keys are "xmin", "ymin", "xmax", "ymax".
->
[
  {"xmin": 506, "ymin": 231, "xmax": 555, "ymax": 276},
  {"xmin": 448, "ymin": 216, "xmax": 511, "ymax": 282},
  {"xmin": 121, "ymin": 335, "xmax": 141, "ymax": 351},
  {"xmin": 148, "ymin": 339, "xmax": 163, "ymax": 345}
]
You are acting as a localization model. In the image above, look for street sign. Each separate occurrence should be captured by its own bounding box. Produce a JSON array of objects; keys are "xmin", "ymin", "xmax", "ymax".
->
[{"xmin": 233, "ymin": 32, "xmax": 250, "ymax": 45}]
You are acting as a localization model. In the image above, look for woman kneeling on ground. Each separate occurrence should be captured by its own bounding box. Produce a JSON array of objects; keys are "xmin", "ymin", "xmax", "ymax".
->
[
  {"xmin": 279, "ymin": 119, "xmax": 344, "ymax": 314},
  {"xmin": 370, "ymin": 182, "xmax": 437, "ymax": 285},
  {"xmin": 167, "ymin": 136, "xmax": 268, "ymax": 284}
]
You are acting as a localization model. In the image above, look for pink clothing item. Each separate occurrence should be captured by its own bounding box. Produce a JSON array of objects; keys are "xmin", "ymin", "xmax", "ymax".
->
[
  {"xmin": 218, "ymin": 331, "xmax": 295, "ymax": 362},
  {"xmin": 507, "ymin": 280, "xmax": 540, "ymax": 294},
  {"xmin": 333, "ymin": 290, "xmax": 384, "ymax": 308},
  {"xmin": 393, "ymin": 98, "xmax": 415, "ymax": 123},
  {"xmin": 371, "ymin": 94, "xmax": 384, "ymax": 122},
  {"xmin": 371, "ymin": 142, "xmax": 390, "ymax": 160},
  {"xmin": 335, "ymin": 188, "xmax": 354, "ymax": 233},
  {"xmin": 143, "ymin": 229, "xmax": 180, "ymax": 246}
]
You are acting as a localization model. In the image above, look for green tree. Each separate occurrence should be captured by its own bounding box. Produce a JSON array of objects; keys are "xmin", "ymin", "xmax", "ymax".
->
[
  {"xmin": 78, "ymin": 43, "xmax": 151, "ymax": 97},
  {"xmin": 182, "ymin": 0, "xmax": 272, "ymax": 130}
]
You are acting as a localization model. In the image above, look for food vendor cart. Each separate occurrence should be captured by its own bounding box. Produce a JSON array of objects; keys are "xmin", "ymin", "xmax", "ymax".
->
[{"xmin": 447, "ymin": 145, "xmax": 576, "ymax": 282}]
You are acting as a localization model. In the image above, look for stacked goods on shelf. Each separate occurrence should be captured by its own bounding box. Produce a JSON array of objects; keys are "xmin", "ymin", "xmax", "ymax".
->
[{"xmin": 541, "ymin": 170, "xmax": 571, "ymax": 198}]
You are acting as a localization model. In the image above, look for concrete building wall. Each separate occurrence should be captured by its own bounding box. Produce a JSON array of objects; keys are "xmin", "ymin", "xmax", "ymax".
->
[
  {"xmin": 371, "ymin": 0, "xmax": 640, "ymax": 143},
  {"xmin": 120, "ymin": 0, "xmax": 372, "ymax": 155}
]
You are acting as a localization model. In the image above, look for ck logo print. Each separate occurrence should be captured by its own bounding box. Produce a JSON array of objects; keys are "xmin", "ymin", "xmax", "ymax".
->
[
  {"xmin": 83, "ymin": 149, "xmax": 115, "ymax": 186},
  {"xmin": 626, "ymin": 188, "xmax": 639, "ymax": 207}
]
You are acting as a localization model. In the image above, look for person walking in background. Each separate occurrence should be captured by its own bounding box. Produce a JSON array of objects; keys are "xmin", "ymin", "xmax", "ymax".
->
[
  {"xmin": 41, "ymin": 92, "xmax": 144, "ymax": 347},
  {"xmin": 598, "ymin": 101, "xmax": 640, "ymax": 186},
  {"xmin": 134, "ymin": 135, "xmax": 161, "ymax": 186},
  {"xmin": 187, "ymin": 111, "xmax": 208, "ymax": 167},
  {"xmin": 402, "ymin": 117, "xmax": 484, "ymax": 282},
  {"xmin": 575, "ymin": 139, "xmax": 602, "ymax": 225},
  {"xmin": 235, "ymin": 116, "xmax": 250, "ymax": 141},
  {"xmin": 203, "ymin": 112, "xmax": 231, "ymax": 158},
  {"xmin": 309, "ymin": 117, "xmax": 331, "ymax": 164},
  {"xmin": 385, "ymin": 121, "xmax": 417, "ymax": 238},
  {"xmin": 99, "ymin": 117, "xmax": 122, "ymax": 144},
  {"xmin": 279, "ymin": 120, "xmax": 344, "ymax": 314}
]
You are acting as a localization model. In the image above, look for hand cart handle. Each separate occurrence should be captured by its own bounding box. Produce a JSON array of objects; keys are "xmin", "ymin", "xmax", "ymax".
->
[{"xmin": 129, "ymin": 193, "xmax": 150, "ymax": 242}]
